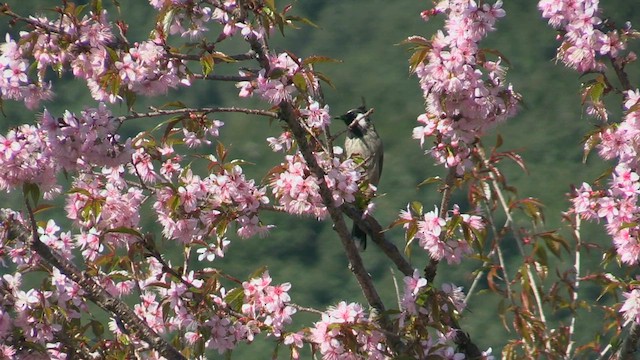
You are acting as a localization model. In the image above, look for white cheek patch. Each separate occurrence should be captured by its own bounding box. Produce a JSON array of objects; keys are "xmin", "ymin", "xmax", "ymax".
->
[{"xmin": 356, "ymin": 114, "xmax": 368, "ymax": 128}]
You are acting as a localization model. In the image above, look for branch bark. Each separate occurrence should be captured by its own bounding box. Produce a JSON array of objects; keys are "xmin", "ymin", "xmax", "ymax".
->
[{"xmin": 18, "ymin": 203, "xmax": 186, "ymax": 360}]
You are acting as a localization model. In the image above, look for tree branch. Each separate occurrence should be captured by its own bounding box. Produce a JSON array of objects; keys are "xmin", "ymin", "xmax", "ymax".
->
[
  {"xmin": 340, "ymin": 203, "xmax": 413, "ymax": 276},
  {"xmin": 192, "ymin": 73, "xmax": 253, "ymax": 82},
  {"xmin": 117, "ymin": 106, "xmax": 277, "ymax": 123},
  {"xmin": 19, "ymin": 202, "xmax": 186, "ymax": 360},
  {"xmin": 614, "ymin": 323, "xmax": 640, "ymax": 360}
]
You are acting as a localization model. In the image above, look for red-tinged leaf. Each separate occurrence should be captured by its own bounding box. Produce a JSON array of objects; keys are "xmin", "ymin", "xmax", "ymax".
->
[
  {"xmin": 487, "ymin": 266, "xmax": 500, "ymax": 293},
  {"xmin": 162, "ymin": 117, "xmax": 184, "ymax": 143},
  {"xmin": 210, "ymin": 51, "xmax": 238, "ymax": 63},
  {"xmin": 408, "ymin": 48, "xmax": 429, "ymax": 73},
  {"xmin": 398, "ymin": 35, "xmax": 432, "ymax": 48},
  {"xmin": 479, "ymin": 48, "xmax": 512, "ymax": 67},
  {"xmin": 315, "ymin": 71, "xmax": 336, "ymax": 89},
  {"xmin": 538, "ymin": 230, "xmax": 569, "ymax": 256},
  {"xmin": 495, "ymin": 133, "xmax": 503, "ymax": 149},
  {"xmin": 302, "ymin": 55, "xmax": 341, "ymax": 66},
  {"xmin": 533, "ymin": 243, "xmax": 548, "ymax": 267},
  {"xmin": 216, "ymin": 141, "xmax": 227, "ymax": 163},
  {"xmin": 416, "ymin": 176, "xmax": 443, "ymax": 188},
  {"xmin": 262, "ymin": 164, "xmax": 287, "ymax": 183},
  {"xmin": 501, "ymin": 151, "xmax": 528, "ymax": 173},
  {"xmin": 33, "ymin": 203, "xmax": 54, "ymax": 215},
  {"xmin": 388, "ymin": 217, "xmax": 412, "ymax": 229},
  {"xmin": 284, "ymin": 50, "xmax": 302, "ymax": 66},
  {"xmin": 406, "ymin": 222, "xmax": 418, "ymax": 243}
]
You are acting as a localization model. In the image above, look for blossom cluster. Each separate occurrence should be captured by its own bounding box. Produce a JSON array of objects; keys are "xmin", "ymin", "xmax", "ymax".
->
[
  {"xmin": 0, "ymin": 124, "xmax": 59, "ymax": 197},
  {"xmin": 0, "ymin": 266, "xmax": 89, "ymax": 359},
  {"xmin": 41, "ymin": 103, "xmax": 133, "ymax": 171},
  {"xmin": 153, "ymin": 165, "xmax": 271, "ymax": 246},
  {"xmin": 309, "ymin": 301, "xmax": 387, "ymax": 359},
  {"xmin": 241, "ymin": 271, "xmax": 296, "ymax": 337},
  {"xmin": 0, "ymin": 10, "xmax": 190, "ymax": 108},
  {"xmin": 398, "ymin": 270, "xmax": 490, "ymax": 359},
  {"xmin": 572, "ymin": 90, "xmax": 640, "ymax": 265},
  {"xmin": 399, "ymin": 204, "xmax": 484, "ymax": 264},
  {"xmin": 270, "ymin": 152, "xmax": 361, "ymax": 219},
  {"xmin": 539, "ymin": 0, "xmax": 626, "ymax": 72},
  {"xmin": 539, "ymin": 1, "xmax": 640, "ymax": 330},
  {"xmin": 149, "ymin": 0, "xmax": 267, "ymax": 41},
  {"xmin": 237, "ymin": 52, "xmax": 303, "ymax": 105},
  {"xmin": 65, "ymin": 172, "xmax": 143, "ymax": 260},
  {"xmin": 410, "ymin": 0, "xmax": 519, "ymax": 174}
]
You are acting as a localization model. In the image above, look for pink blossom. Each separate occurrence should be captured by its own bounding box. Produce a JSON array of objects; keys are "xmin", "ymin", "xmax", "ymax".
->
[{"xmin": 621, "ymin": 289, "xmax": 640, "ymax": 324}]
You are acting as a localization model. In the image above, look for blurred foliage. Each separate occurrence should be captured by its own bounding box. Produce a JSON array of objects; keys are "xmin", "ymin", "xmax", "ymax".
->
[{"xmin": 2, "ymin": 0, "xmax": 640, "ymax": 358}]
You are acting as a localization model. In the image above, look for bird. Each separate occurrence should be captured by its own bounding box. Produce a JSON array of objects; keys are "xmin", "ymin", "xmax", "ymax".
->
[{"xmin": 338, "ymin": 106, "xmax": 383, "ymax": 251}]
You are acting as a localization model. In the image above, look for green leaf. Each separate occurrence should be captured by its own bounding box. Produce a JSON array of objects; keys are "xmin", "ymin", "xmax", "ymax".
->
[
  {"xmin": 104, "ymin": 227, "xmax": 144, "ymax": 239},
  {"xmin": 302, "ymin": 55, "xmax": 342, "ymax": 66},
  {"xmin": 225, "ymin": 287, "xmax": 245, "ymax": 311},
  {"xmin": 200, "ymin": 54, "xmax": 215, "ymax": 76},
  {"xmin": 160, "ymin": 101, "xmax": 188, "ymax": 109},
  {"xmin": 292, "ymin": 72, "xmax": 307, "ymax": 93},
  {"xmin": 410, "ymin": 201, "xmax": 423, "ymax": 215},
  {"xmin": 23, "ymin": 182, "xmax": 40, "ymax": 207},
  {"xmin": 264, "ymin": 0, "xmax": 276, "ymax": 11},
  {"xmin": 285, "ymin": 15, "xmax": 320, "ymax": 29},
  {"xmin": 92, "ymin": 319, "xmax": 105, "ymax": 337},
  {"xmin": 92, "ymin": 0, "xmax": 103, "ymax": 13},
  {"xmin": 162, "ymin": 8, "xmax": 176, "ymax": 36},
  {"xmin": 33, "ymin": 203, "xmax": 54, "ymax": 215},
  {"xmin": 416, "ymin": 176, "xmax": 442, "ymax": 188}
]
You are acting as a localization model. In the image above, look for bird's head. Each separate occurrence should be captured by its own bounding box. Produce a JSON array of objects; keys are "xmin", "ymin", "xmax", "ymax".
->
[{"xmin": 337, "ymin": 106, "xmax": 374, "ymax": 134}]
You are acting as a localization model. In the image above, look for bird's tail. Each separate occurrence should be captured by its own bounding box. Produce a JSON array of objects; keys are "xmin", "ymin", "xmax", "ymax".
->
[{"xmin": 352, "ymin": 223, "xmax": 367, "ymax": 251}]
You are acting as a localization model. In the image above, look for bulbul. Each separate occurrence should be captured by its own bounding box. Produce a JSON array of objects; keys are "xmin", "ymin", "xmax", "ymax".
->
[{"xmin": 338, "ymin": 106, "xmax": 383, "ymax": 251}]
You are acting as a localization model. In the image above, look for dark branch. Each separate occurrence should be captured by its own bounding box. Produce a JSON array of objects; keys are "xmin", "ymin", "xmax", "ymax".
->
[
  {"xmin": 20, "ymin": 202, "xmax": 186, "ymax": 360},
  {"xmin": 341, "ymin": 203, "xmax": 413, "ymax": 276},
  {"xmin": 614, "ymin": 323, "xmax": 640, "ymax": 360}
]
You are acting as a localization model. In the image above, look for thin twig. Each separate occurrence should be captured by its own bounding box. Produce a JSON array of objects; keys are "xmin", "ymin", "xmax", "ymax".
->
[
  {"xmin": 192, "ymin": 73, "xmax": 253, "ymax": 82},
  {"xmin": 478, "ymin": 147, "xmax": 548, "ymax": 324},
  {"xmin": 116, "ymin": 106, "xmax": 278, "ymax": 123},
  {"xmin": 566, "ymin": 214, "xmax": 582, "ymax": 358}
]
